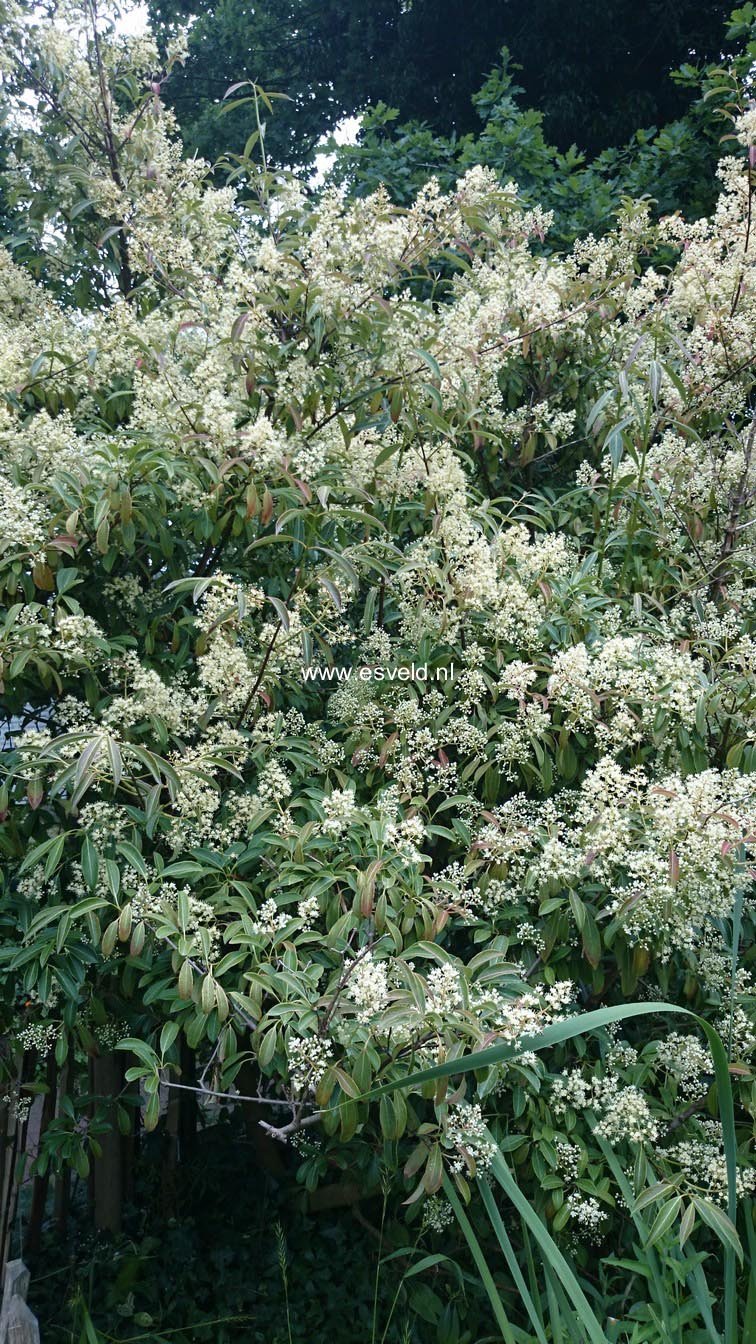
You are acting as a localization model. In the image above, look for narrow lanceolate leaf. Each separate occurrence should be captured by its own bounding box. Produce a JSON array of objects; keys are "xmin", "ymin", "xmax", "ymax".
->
[
  {"xmin": 267, "ymin": 595, "xmax": 290, "ymax": 630},
  {"xmin": 81, "ymin": 833, "xmax": 99, "ymax": 890},
  {"xmin": 101, "ymin": 918, "xmax": 119, "ymax": 958},
  {"xmin": 442, "ymin": 1174, "xmax": 518, "ymax": 1344},
  {"xmin": 200, "ymin": 974, "xmax": 216, "ymax": 1014},
  {"xmin": 43, "ymin": 833, "xmax": 65, "ymax": 879},
  {"xmin": 679, "ymin": 1200, "xmax": 696, "ymax": 1249},
  {"xmin": 422, "ymin": 1143, "xmax": 444, "ymax": 1194},
  {"xmin": 489, "ymin": 1152, "xmax": 609, "ymax": 1344},
  {"xmin": 117, "ymin": 841, "xmax": 148, "ymax": 878},
  {"xmin": 117, "ymin": 903, "xmax": 133, "ymax": 942},
  {"xmin": 178, "ymin": 960, "xmax": 194, "ymax": 1000},
  {"xmin": 144, "ymin": 1091, "xmax": 160, "ymax": 1133},
  {"xmin": 647, "ymin": 1195, "xmax": 683, "ymax": 1247},
  {"xmin": 160, "ymin": 1021, "xmax": 180, "ymax": 1056},
  {"xmin": 20, "ymin": 834, "xmax": 64, "ymax": 874},
  {"xmin": 130, "ymin": 922, "xmax": 146, "ymax": 957},
  {"xmin": 106, "ymin": 735, "xmax": 123, "ymax": 789},
  {"xmin": 318, "ymin": 576, "xmax": 341, "ymax": 610},
  {"xmin": 691, "ymin": 1197, "xmax": 743, "ymax": 1263},
  {"xmin": 633, "ymin": 1180, "xmax": 673, "ymax": 1212}
]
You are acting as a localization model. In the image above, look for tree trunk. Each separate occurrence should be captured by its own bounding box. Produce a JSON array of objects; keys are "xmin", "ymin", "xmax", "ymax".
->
[
  {"xmin": 53, "ymin": 1056, "xmax": 71, "ymax": 1237},
  {"xmin": 91, "ymin": 1051, "xmax": 124, "ymax": 1234},
  {"xmin": 236, "ymin": 1062, "xmax": 288, "ymax": 1179}
]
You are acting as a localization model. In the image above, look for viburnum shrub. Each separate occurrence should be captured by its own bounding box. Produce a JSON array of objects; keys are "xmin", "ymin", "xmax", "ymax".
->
[{"xmin": 0, "ymin": 3, "xmax": 754, "ymax": 1338}]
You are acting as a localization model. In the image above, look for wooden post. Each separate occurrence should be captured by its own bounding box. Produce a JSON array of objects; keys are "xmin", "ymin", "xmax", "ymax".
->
[
  {"xmin": 0, "ymin": 1052, "xmax": 32, "ymax": 1280},
  {"xmin": 0, "ymin": 1259, "xmax": 40, "ymax": 1344},
  {"xmin": 24, "ymin": 1056, "xmax": 57, "ymax": 1259},
  {"xmin": 160, "ymin": 1080, "xmax": 179, "ymax": 1218}
]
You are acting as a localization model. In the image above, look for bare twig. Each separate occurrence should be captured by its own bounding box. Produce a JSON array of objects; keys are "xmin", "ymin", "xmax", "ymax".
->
[
  {"xmin": 664, "ymin": 1096, "xmax": 710, "ymax": 1134},
  {"xmin": 258, "ymin": 1110, "xmax": 325, "ymax": 1142},
  {"xmin": 162, "ymin": 1079, "xmax": 317, "ymax": 1111}
]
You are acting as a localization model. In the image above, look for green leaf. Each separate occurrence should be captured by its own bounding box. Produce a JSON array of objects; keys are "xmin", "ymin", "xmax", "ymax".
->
[
  {"xmin": 160, "ymin": 1021, "xmax": 180, "ymax": 1056},
  {"xmin": 43, "ymin": 833, "xmax": 65, "ymax": 880},
  {"xmin": 443, "ymin": 1175, "xmax": 518, "ymax": 1344},
  {"xmin": 691, "ymin": 1197, "xmax": 743, "ymax": 1264},
  {"xmin": 422, "ymin": 1143, "xmax": 444, "ymax": 1194},
  {"xmin": 679, "ymin": 1200, "xmax": 696, "ymax": 1250},
  {"xmin": 81, "ymin": 834, "xmax": 99, "ymax": 891},
  {"xmin": 117, "ymin": 841, "xmax": 147, "ymax": 878},
  {"xmin": 647, "ymin": 1195, "xmax": 683, "ymax": 1247}
]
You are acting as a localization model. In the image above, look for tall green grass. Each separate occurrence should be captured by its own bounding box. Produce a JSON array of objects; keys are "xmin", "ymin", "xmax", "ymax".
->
[{"xmin": 370, "ymin": 1003, "xmax": 747, "ymax": 1343}]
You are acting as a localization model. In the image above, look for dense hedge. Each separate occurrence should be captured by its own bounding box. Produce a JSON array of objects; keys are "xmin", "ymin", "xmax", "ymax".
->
[{"xmin": 0, "ymin": 5, "xmax": 754, "ymax": 1341}]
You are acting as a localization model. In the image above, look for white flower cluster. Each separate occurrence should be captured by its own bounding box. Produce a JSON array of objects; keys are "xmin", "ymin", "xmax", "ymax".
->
[
  {"xmin": 0, "ymin": 473, "xmax": 48, "ymax": 560},
  {"xmin": 546, "ymin": 636, "xmax": 704, "ymax": 754},
  {"xmin": 593, "ymin": 1086, "xmax": 659, "ymax": 1146},
  {"xmin": 321, "ymin": 788, "xmax": 361, "ymax": 837},
  {"xmin": 663, "ymin": 1119, "xmax": 756, "ymax": 1205},
  {"xmin": 15, "ymin": 1021, "xmax": 59, "ymax": 1057},
  {"xmin": 384, "ymin": 814, "xmax": 428, "ymax": 863},
  {"xmin": 735, "ymin": 106, "xmax": 756, "ymax": 148},
  {"xmin": 488, "ymin": 981, "xmax": 575, "ymax": 1046},
  {"xmin": 556, "ymin": 1141, "xmax": 581, "ymax": 1179},
  {"xmin": 194, "ymin": 577, "xmax": 266, "ymax": 715},
  {"xmin": 1, "ymin": 1093, "xmax": 32, "ymax": 1125},
  {"xmin": 288, "ymin": 1036, "xmax": 333, "ymax": 1095},
  {"xmin": 716, "ymin": 1006, "xmax": 756, "ymax": 1061},
  {"xmin": 95, "ymin": 1022, "xmax": 124, "ymax": 1050},
  {"xmin": 444, "ymin": 1101, "xmax": 498, "ymax": 1176},
  {"xmin": 296, "ymin": 894, "xmax": 320, "ymax": 929},
  {"xmin": 654, "ymin": 1034, "xmax": 711, "ymax": 1099},
  {"xmin": 426, "ymin": 964, "xmax": 464, "ymax": 1013},
  {"xmin": 345, "ymin": 952, "xmax": 390, "ymax": 1024},
  {"xmin": 252, "ymin": 898, "xmax": 289, "ymax": 939},
  {"xmin": 103, "ymin": 653, "xmax": 196, "ymax": 735},
  {"xmin": 254, "ymin": 760, "xmax": 293, "ymax": 808},
  {"xmin": 422, "ymin": 1196, "xmax": 455, "ymax": 1232},
  {"xmin": 552, "ymin": 1067, "xmax": 659, "ymax": 1145},
  {"xmin": 475, "ymin": 760, "xmax": 754, "ymax": 953},
  {"xmin": 566, "ymin": 1193, "xmax": 607, "ymax": 1242}
]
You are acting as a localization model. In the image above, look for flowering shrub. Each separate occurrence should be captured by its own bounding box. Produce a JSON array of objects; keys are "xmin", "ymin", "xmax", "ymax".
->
[{"xmin": 0, "ymin": 3, "xmax": 754, "ymax": 1339}]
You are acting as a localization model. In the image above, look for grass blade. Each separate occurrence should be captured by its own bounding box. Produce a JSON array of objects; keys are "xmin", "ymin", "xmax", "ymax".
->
[
  {"xmin": 478, "ymin": 1179, "xmax": 549, "ymax": 1344},
  {"xmin": 743, "ymin": 1205, "xmax": 756, "ymax": 1344},
  {"xmin": 687, "ymin": 1261, "xmax": 723, "ymax": 1344},
  {"xmin": 368, "ymin": 1002, "xmax": 738, "ymax": 1342},
  {"xmin": 490, "ymin": 1149, "xmax": 609, "ymax": 1344},
  {"xmin": 442, "ymin": 1174, "xmax": 519, "ymax": 1344},
  {"xmin": 590, "ymin": 1120, "xmax": 674, "ymax": 1340}
]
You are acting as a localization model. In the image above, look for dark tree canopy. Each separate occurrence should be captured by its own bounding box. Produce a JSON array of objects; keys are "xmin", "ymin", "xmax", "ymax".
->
[{"xmin": 150, "ymin": 0, "xmax": 733, "ymax": 165}]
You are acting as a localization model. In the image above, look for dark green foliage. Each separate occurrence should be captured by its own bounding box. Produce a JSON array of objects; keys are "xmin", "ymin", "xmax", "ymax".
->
[
  {"xmin": 325, "ymin": 55, "xmax": 730, "ymax": 248},
  {"xmin": 25, "ymin": 1115, "xmax": 491, "ymax": 1343},
  {"xmin": 150, "ymin": 0, "xmax": 732, "ymax": 167}
]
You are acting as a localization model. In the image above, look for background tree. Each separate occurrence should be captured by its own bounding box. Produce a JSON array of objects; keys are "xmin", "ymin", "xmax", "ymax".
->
[
  {"xmin": 323, "ymin": 53, "xmax": 736, "ymax": 247},
  {"xmin": 148, "ymin": 0, "xmax": 732, "ymax": 167}
]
